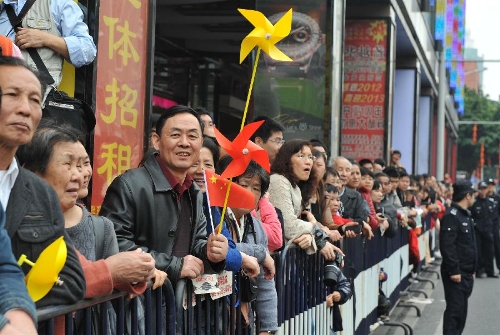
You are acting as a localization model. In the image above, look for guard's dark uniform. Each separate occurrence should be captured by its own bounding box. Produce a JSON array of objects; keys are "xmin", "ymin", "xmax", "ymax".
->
[
  {"xmin": 470, "ymin": 195, "xmax": 496, "ymax": 276},
  {"xmin": 488, "ymin": 192, "xmax": 500, "ymax": 270},
  {"xmin": 440, "ymin": 202, "xmax": 478, "ymax": 335}
]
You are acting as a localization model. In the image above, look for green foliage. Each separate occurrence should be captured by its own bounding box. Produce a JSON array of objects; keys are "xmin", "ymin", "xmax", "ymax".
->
[{"xmin": 457, "ymin": 87, "xmax": 500, "ymax": 173}]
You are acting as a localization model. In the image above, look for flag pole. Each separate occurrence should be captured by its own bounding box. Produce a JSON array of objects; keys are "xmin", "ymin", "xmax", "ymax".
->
[{"xmin": 217, "ymin": 48, "xmax": 262, "ymax": 234}]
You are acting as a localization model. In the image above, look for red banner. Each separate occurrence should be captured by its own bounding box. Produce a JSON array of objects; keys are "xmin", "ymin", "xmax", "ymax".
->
[
  {"xmin": 91, "ymin": 0, "xmax": 149, "ymax": 214},
  {"xmin": 341, "ymin": 20, "xmax": 388, "ymax": 161}
]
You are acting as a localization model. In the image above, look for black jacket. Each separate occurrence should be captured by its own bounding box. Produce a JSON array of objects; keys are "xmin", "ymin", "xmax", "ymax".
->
[
  {"xmin": 6, "ymin": 167, "xmax": 86, "ymax": 307},
  {"xmin": 440, "ymin": 203, "xmax": 478, "ymax": 276},
  {"xmin": 470, "ymin": 196, "xmax": 496, "ymax": 231},
  {"xmin": 100, "ymin": 152, "xmax": 225, "ymax": 284},
  {"xmin": 340, "ymin": 187, "xmax": 369, "ymax": 223}
]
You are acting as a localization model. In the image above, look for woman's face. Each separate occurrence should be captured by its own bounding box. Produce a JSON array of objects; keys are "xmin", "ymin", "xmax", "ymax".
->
[
  {"xmin": 290, "ymin": 146, "xmax": 314, "ymax": 181},
  {"xmin": 325, "ymin": 173, "xmax": 343, "ymax": 190},
  {"xmin": 360, "ymin": 174, "xmax": 374, "ymax": 191},
  {"xmin": 188, "ymin": 147, "xmax": 215, "ymax": 193},
  {"xmin": 347, "ymin": 164, "xmax": 361, "ymax": 189},
  {"xmin": 77, "ymin": 142, "xmax": 92, "ymax": 199},
  {"xmin": 39, "ymin": 141, "xmax": 83, "ymax": 213},
  {"xmin": 313, "ymin": 155, "xmax": 326, "ymax": 181},
  {"xmin": 370, "ymin": 186, "xmax": 384, "ymax": 204}
]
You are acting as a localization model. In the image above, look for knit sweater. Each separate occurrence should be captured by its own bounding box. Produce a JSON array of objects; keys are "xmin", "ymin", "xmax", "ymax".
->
[{"xmin": 268, "ymin": 174, "xmax": 317, "ymax": 254}]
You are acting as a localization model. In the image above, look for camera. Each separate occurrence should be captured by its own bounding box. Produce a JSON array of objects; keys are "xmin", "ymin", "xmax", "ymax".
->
[{"xmin": 323, "ymin": 251, "xmax": 344, "ymax": 287}]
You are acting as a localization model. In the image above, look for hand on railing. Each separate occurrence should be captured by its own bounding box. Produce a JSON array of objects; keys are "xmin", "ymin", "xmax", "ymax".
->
[
  {"xmin": 106, "ymin": 248, "xmax": 155, "ymax": 284},
  {"xmin": 151, "ymin": 268, "xmax": 167, "ymax": 290},
  {"xmin": 293, "ymin": 234, "xmax": 313, "ymax": 249},
  {"xmin": 262, "ymin": 253, "xmax": 275, "ymax": 280},
  {"xmin": 180, "ymin": 255, "xmax": 204, "ymax": 279}
]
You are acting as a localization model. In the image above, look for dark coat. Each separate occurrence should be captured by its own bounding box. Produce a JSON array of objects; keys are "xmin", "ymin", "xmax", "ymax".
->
[
  {"xmin": 100, "ymin": 152, "xmax": 225, "ymax": 284},
  {"xmin": 5, "ymin": 167, "xmax": 86, "ymax": 307},
  {"xmin": 440, "ymin": 203, "xmax": 478, "ymax": 276},
  {"xmin": 340, "ymin": 187, "xmax": 369, "ymax": 223}
]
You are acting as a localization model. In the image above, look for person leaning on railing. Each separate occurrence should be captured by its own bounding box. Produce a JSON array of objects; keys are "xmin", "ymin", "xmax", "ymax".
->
[
  {"xmin": 267, "ymin": 139, "xmax": 343, "ymax": 260},
  {"xmin": 16, "ymin": 123, "xmax": 161, "ymax": 298},
  {"xmin": 217, "ymin": 157, "xmax": 277, "ymax": 335}
]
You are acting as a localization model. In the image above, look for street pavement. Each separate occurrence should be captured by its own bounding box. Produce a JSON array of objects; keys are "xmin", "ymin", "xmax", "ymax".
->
[
  {"xmin": 409, "ymin": 266, "xmax": 500, "ymax": 335},
  {"xmin": 373, "ymin": 262, "xmax": 500, "ymax": 334}
]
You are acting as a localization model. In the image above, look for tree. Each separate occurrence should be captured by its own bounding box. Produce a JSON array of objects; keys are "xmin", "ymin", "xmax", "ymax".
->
[{"xmin": 457, "ymin": 87, "xmax": 500, "ymax": 174}]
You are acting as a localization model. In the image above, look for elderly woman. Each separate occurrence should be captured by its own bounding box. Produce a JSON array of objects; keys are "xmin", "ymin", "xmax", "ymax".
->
[
  {"xmin": 16, "ymin": 123, "xmax": 163, "ymax": 334},
  {"xmin": 267, "ymin": 139, "xmax": 342, "ymax": 259}
]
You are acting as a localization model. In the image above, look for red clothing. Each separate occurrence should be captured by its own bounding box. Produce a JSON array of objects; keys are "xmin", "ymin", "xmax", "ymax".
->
[
  {"xmin": 358, "ymin": 185, "xmax": 379, "ymax": 230},
  {"xmin": 332, "ymin": 212, "xmax": 351, "ymax": 226}
]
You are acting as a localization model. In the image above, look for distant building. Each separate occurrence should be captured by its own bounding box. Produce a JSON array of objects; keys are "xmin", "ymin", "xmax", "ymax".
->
[{"xmin": 464, "ymin": 48, "xmax": 485, "ymax": 93}]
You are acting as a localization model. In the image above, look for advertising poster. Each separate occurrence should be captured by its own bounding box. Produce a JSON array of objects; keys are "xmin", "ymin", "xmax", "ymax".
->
[
  {"xmin": 91, "ymin": 0, "xmax": 150, "ymax": 214},
  {"xmin": 341, "ymin": 20, "xmax": 388, "ymax": 161},
  {"xmin": 253, "ymin": 0, "xmax": 328, "ymax": 140}
]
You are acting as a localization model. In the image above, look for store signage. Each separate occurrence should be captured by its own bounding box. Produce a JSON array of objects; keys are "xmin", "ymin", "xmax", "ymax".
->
[
  {"xmin": 91, "ymin": 0, "xmax": 150, "ymax": 214},
  {"xmin": 341, "ymin": 20, "xmax": 388, "ymax": 161}
]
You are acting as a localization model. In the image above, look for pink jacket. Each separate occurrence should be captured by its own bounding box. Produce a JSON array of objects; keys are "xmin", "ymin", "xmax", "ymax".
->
[{"xmin": 252, "ymin": 197, "xmax": 283, "ymax": 252}]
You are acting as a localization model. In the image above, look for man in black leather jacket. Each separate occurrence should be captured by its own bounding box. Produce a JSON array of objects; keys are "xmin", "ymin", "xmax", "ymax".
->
[{"xmin": 100, "ymin": 105, "xmax": 228, "ymax": 284}]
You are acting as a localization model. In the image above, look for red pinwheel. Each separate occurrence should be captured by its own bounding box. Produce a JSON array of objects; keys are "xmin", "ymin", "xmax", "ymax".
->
[{"xmin": 214, "ymin": 120, "xmax": 270, "ymax": 178}]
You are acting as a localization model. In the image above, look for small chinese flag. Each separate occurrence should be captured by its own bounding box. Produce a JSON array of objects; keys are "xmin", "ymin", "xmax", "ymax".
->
[{"xmin": 204, "ymin": 170, "xmax": 255, "ymax": 209}]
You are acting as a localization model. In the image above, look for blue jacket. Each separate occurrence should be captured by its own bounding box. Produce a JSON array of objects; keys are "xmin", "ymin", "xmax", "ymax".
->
[
  {"xmin": 0, "ymin": 203, "xmax": 37, "ymax": 331},
  {"xmin": 203, "ymin": 194, "xmax": 242, "ymax": 272}
]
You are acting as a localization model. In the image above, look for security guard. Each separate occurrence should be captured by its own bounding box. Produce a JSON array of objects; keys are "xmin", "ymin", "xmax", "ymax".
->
[
  {"xmin": 440, "ymin": 179, "xmax": 478, "ymax": 335},
  {"xmin": 470, "ymin": 181, "xmax": 497, "ymax": 278},
  {"xmin": 486, "ymin": 178, "xmax": 500, "ymax": 272}
]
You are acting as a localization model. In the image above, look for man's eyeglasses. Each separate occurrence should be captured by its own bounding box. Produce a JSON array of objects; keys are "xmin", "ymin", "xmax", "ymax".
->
[
  {"xmin": 268, "ymin": 138, "xmax": 285, "ymax": 145},
  {"xmin": 296, "ymin": 154, "xmax": 316, "ymax": 161}
]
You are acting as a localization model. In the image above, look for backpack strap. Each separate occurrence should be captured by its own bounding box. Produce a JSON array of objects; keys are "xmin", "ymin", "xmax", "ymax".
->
[
  {"xmin": 92, "ymin": 215, "xmax": 106, "ymax": 260},
  {"xmin": 4, "ymin": 0, "xmax": 55, "ymax": 85}
]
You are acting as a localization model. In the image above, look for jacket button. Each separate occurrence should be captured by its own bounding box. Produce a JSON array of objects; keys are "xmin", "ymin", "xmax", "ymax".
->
[
  {"xmin": 32, "ymin": 232, "xmax": 39, "ymax": 238},
  {"xmin": 168, "ymin": 230, "xmax": 176, "ymax": 237}
]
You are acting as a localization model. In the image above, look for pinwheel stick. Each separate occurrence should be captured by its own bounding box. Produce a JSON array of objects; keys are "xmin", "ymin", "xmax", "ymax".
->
[{"xmin": 217, "ymin": 48, "xmax": 262, "ymax": 234}]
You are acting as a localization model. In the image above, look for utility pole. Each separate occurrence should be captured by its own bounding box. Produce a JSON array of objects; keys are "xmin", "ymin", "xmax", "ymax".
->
[{"xmin": 436, "ymin": 48, "xmax": 446, "ymax": 181}]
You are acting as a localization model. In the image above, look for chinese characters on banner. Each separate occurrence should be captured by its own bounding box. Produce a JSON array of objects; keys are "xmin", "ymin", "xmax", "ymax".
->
[
  {"xmin": 91, "ymin": 0, "xmax": 149, "ymax": 214},
  {"xmin": 341, "ymin": 20, "xmax": 388, "ymax": 161}
]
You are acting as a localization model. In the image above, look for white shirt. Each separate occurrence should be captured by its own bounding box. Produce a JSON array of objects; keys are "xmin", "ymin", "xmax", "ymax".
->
[
  {"xmin": 0, "ymin": 158, "xmax": 19, "ymax": 210},
  {"xmin": 226, "ymin": 208, "xmax": 246, "ymax": 242}
]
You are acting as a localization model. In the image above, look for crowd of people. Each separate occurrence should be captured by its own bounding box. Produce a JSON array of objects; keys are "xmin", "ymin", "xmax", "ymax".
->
[{"xmin": 0, "ymin": 2, "xmax": 489, "ymax": 335}]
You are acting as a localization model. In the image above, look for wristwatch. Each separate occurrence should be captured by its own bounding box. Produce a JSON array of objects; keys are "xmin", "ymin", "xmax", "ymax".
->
[{"xmin": 263, "ymin": 11, "xmax": 324, "ymax": 74}]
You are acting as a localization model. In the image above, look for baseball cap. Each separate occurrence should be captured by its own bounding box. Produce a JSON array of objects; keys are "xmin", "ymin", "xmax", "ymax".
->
[
  {"xmin": 487, "ymin": 178, "xmax": 496, "ymax": 185},
  {"xmin": 453, "ymin": 179, "xmax": 478, "ymax": 196},
  {"xmin": 478, "ymin": 181, "xmax": 488, "ymax": 189}
]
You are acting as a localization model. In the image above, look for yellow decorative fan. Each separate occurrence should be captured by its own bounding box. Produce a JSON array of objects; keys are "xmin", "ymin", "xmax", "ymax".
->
[{"xmin": 18, "ymin": 236, "xmax": 67, "ymax": 302}]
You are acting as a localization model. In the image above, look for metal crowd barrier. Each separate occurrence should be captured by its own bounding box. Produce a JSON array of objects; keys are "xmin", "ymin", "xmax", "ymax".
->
[
  {"xmin": 36, "ymin": 279, "xmax": 176, "ymax": 335},
  {"xmin": 37, "ymin": 230, "xmax": 418, "ymax": 335}
]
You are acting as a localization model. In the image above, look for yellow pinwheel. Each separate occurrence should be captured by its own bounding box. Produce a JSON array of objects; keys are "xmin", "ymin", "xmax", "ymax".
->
[{"xmin": 238, "ymin": 8, "xmax": 293, "ymax": 64}]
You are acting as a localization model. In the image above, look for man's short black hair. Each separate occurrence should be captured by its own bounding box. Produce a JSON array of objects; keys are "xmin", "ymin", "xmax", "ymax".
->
[
  {"xmin": 358, "ymin": 158, "xmax": 373, "ymax": 167},
  {"xmin": 193, "ymin": 107, "xmax": 212, "ymax": 118},
  {"xmin": 155, "ymin": 105, "xmax": 204, "ymax": 135},
  {"xmin": 374, "ymin": 172, "xmax": 389, "ymax": 180},
  {"xmin": 310, "ymin": 139, "xmax": 329, "ymax": 158},
  {"xmin": 392, "ymin": 150, "xmax": 402, "ymax": 156},
  {"xmin": 374, "ymin": 158, "xmax": 386, "ymax": 167},
  {"xmin": 398, "ymin": 168, "xmax": 409, "ymax": 178},
  {"xmin": 383, "ymin": 166, "xmax": 400, "ymax": 178},
  {"xmin": 250, "ymin": 116, "xmax": 284, "ymax": 142}
]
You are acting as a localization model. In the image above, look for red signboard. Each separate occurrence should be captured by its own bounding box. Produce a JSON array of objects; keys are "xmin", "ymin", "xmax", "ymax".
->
[
  {"xmin": 91, "ymin": 0, "xmax": 150, "ymax": 214},
  {"xmin": 341, "ymin": 20, "xmax": 388, "ymax": 161}
]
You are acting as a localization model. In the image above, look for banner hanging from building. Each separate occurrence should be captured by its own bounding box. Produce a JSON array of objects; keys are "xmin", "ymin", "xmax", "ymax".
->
[
  {"xmin": 341, "ymin": 20, "xmax": 388, "ymax": 161},
  {"xmin": 91, "ymin": 0, "xmax": 150, "ymax": 214}
]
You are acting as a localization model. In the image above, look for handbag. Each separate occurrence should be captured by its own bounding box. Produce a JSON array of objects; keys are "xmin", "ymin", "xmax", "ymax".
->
[
  {"xmin": 43, "ymin": 88, "xmax": 96, "ymax": 134},
  {"xmin": 239, "ymin": 269, "xmax": 258, "ymax": 302}
]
